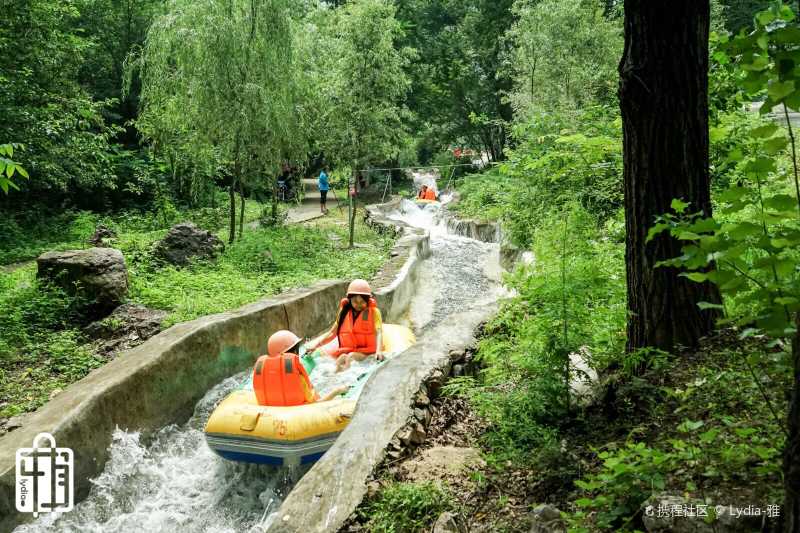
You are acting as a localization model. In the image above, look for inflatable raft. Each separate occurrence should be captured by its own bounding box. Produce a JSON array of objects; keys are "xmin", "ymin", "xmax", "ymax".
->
[
  {"xmin": 204, "ymin": 324, "xmax": 415, "ymax": 466},
  {"xmin": 414, "ymin": 198, "xmax": 440, "ymax": 206}
]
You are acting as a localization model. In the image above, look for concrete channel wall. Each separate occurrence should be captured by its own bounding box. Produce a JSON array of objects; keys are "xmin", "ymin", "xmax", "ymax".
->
[{"xmin": 0, "ymin": 206, "xmax": 430, "ymax": 533}]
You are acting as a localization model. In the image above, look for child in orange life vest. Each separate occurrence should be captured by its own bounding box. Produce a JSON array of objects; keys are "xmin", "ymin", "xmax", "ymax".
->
[
  {"xmin": 305, "ymin": 279, "xmax": 383, "ymax": 373},
  {"xmin": 252, "ymin": 330, "xmax": 348, "ymax": 407},
  {"xmin": 417, "ymin": 185, "xmax": 437, "ymax": 200}
]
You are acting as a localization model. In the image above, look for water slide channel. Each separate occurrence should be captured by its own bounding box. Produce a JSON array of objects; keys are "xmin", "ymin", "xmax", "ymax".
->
[{"xmin": 15, "ymin": 196, "xmax": 504, "ymax": 533}]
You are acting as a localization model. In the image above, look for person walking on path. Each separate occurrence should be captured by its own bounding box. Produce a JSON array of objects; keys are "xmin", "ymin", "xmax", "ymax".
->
[{"xmin": 318, "ymin": 166, "xmax": 330, "ymax": 214}]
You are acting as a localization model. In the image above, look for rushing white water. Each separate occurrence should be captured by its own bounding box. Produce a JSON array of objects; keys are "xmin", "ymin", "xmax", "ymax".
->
[{"xmin": 15, "ymin": 198, "xmax": 502, "ymax": 533}]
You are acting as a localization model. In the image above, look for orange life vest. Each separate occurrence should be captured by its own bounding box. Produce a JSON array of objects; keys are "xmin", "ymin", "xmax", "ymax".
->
[
  {"xmin": 252, "ymin": 353, "xmax": 313, "ymax": 407},
  {"xmin": 424, "ymin": 188, "xmax": 437, "ymax": 200},
  {"xmin": 332, "ymin": 297, "xmax": 378, "ymax": 357},
  {"xmin": 418, "ymin": 189, "xmax": 428, "ymax": 199}
]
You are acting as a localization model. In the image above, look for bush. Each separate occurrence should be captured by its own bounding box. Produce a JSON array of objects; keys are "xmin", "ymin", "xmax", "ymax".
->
[
  {"xmin": 361, "ymin": 482, "xmax": 452, "ymax": 533},
  {"xmin": 453, "ymin": 204, "xmax": 625, "ymax": 463}
]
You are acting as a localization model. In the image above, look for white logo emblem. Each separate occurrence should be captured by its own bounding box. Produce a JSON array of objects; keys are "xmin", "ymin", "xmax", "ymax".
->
[{"xmin": 15, "ymin": 432, "xmax": 74, "ymax": 517}]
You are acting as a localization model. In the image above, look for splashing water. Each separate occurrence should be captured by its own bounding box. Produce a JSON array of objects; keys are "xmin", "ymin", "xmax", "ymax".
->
[{"xmin": 386, "ymin": 199, "xmax": 504, "ymax": 332}]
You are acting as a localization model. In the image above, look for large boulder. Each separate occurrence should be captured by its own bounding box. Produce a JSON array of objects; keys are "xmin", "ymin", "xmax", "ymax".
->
[
  {"xmin": 154, "ymin": 222, "xmax": 225, "ymax": 266},
  {"xmin": 37, "ymin": 248, "xmax": 128, "ymax": 316}
]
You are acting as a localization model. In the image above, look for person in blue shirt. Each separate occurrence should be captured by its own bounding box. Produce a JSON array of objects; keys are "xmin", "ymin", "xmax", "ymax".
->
[{"xmin": 318, "ymin": 167, "xmax": 330, "ymax": 214}]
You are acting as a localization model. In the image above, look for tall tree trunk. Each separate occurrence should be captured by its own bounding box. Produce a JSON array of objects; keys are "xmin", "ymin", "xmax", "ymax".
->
[
  {"xmin": 271, "ymin": 175, "xmax": 278, "ymax": 224},
  {"xmin": 348, "ymin": 171, "xmax": 356, "ymax": 248},
  {"xmin": 619, "ymin": 0, "xmax": 721, "ymax": 353},
  {"xmin": 786, "ymin": 312, "xmax": 800, "ymax": 533},
  {"xmin": 228, "ymin": 174, "xmax": 237, "ymax": 244},
  {"xmin": 238, "ymin": 179, "xmax": 245, "ymax": 239}
]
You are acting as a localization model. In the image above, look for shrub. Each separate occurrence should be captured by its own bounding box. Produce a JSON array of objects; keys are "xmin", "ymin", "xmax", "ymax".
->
[{"xmin": 361, "ymin": 482, "xmax": 452, "ymax": 533}]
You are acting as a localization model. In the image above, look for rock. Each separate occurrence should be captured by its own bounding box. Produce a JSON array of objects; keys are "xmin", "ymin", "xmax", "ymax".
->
[
  {"xmin": 87, "ymin": 224, "xmax": 117, "ymax": 247},
  {"xmin": 449, "ymin": 349, "xmax": 464, "ymax": 363},
  {"xmin": 85, "ymin": 303, "xmax": 166, "ymax": 340},
  {"xmin": 402, "ymin": 447, "xmax": 485, "ymax": 484},
  {"xmin": 529, "ymin": 504, "xmax": 566, "ymax": 533},
  {"xmin": 48, "ymin": 388, "xmax": 63, "ymax": 400},
  {"xmin": 433, "ymin": 511, "xmax": 461, "ymax": 533},
  {"xmin": 85, "ymin": 303, "xmax": 167, "ymax": 354},
  {"xmin": 153, "ymin": 222, "xmax": 224, "ymax": 266},
  {"xmin": 6, "ymin": 417, "xmax": 23, "ymax": 430},
  {"xmin": 410, "ymin": 422, "xmax": 427, "ymax": 444},
  {"xmin": 531, "ymin": 504, "xmax": 561, "ymax": 522},
  {"xmin": 37, "ymin": 248, "xmax": 128, "ymax": 316},
  {"xmin": 396, "ymin": 427, "xmax": 413, "ymax": 446},
  {"xmin": 414, "ymin": 390, "xmax": 430, "ymax": 407}
]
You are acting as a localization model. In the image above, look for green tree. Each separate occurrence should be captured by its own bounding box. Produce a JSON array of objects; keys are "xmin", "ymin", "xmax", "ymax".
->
[
  {"xmin": 76, "ymin": 0, "xmax": 164, "ymax": 141},
  {"xmin": 0, "ymin": 0, "xmax": 119, "ymax": 205},
  {"xmin": 134, "ymin": 0, "xmax": 301, "ymax": 242},
  {"xmin": 506, "ymin": 0, "xmax": 622, "ymax": 120},
  {"xmin": 317, "ymin": 0, "xmax": 411, "ymax": 246},
  {"xmin": 395, "ymin": 0, "xmax": 515, "ymax": 162}
]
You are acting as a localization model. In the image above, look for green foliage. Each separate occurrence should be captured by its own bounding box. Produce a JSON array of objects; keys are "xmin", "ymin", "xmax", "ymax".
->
[
  {"xmin": 128, "ymin": 217, "xmax": 393, "ymax": 326},
  {"xmin": 395, "ymin": 0, "xmax": 515, "ymax": 161},
  {"xmin": 456, "ymin": 204, "xmax": 625, "ymax": 462},
  {"xmin": 360, "ymin": 482, "xmax": 452, "ymax": 533},
  {"xmin": 455, "ymin": 106, "xmax": 622, "ymax": 249},
  {"xmin": 506, "ymin": 0, "xmax": 622, "ymax": 119},
  {"xmin": 568, "ymin": 354, "xmax": 785, "ymax": 531},
  {"xmin": 0, "ymin": 268, "xmax": 98, "ymax": 418},
  {"xmin": 309, "ymin": 0, "xmax": 412, "ymax": 171},
  {"xmin": 0, "ymin": 143, "xmax": 30, "ymax": 194}
]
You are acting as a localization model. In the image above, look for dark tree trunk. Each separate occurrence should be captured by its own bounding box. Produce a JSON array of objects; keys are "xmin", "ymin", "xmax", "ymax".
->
[
  {"xmin": 786, "ymin": 313, "xmax": 800, "ymax": 533},
  {"xmin": 619, "ymin": 0, "xmax": 721, "ymax": 353},
  {"xmin": 238, "ymin": 179, "xmax": 245, "ymax": 239},
  {"xmin": 228, "ymin": 173, "xmax": 237, "ymax": 244}
]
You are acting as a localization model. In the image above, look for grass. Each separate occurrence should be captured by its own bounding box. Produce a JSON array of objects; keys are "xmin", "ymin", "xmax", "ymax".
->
[
  {"xmin": 358, "ymin": 482, "xmax": 452, "ymax": 533},
  {"xmin": 0, "ymin": 201, "xmax": 394, "ymax": 420}
]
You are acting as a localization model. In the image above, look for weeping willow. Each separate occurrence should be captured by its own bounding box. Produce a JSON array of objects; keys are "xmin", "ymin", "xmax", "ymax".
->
[{"xmin": 131, "ymin": 0, "xmax": 301, "ymax": 242}]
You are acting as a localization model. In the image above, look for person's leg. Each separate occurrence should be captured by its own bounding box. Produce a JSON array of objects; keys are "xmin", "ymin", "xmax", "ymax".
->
[
  {"xmin": 336, "ymin": 352, "xmax": 371, "ymax": 372},
  {"xmin": 335, "ymin": 353, "xmax": 350, "ymax": 372}
]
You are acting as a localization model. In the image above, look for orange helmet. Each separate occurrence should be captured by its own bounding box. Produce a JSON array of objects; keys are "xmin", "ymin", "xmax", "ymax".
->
[
  {"xmin": 347, "ymin": 279, "xmax": 372, "ymax": 297},
  {"xmin": 267, "ymin": 330, "xmax": 301, "ymax": 357}
]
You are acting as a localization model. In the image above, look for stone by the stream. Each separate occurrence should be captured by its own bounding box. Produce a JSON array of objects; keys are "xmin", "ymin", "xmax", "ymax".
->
[
  {"xmin": 37, "ymin": 247, "xmax": 128, "ymax": 317},
  {"xmin": 433, "ymin": 511, "xmax": 462, "ymax": 533},
  {"xmin": 85, "ymin": 303, "xmax": 167, "ymax": 355},
  {"xmin": 153, "ymin": 222, "xmax": 224, "ymax": 266},
  {"xmin": 529, "ymin": 504, "xmax": 566, "ymax": 533}
]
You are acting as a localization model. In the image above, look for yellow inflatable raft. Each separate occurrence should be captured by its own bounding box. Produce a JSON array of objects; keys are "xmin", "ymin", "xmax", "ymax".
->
[
  {"xmin": 204, "ymin": 324, "xmax": 415, "ymax": 466},
  {"xmin": 414, "ymin": 198, "xmax": 440, "ymax": 206}
]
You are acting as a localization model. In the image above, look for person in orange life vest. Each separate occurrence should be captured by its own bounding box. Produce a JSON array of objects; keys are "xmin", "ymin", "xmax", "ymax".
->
[
  {"xmin": 305, "ymin": 279, "xmax": 383, "ymax": 373},
  {"xmin": 417, "ymin": 184, "xmax": 437, "ymax": 201},
  {"xmin": 252, "ymin": 330, "xmax": 347, "ymax": 407}
]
